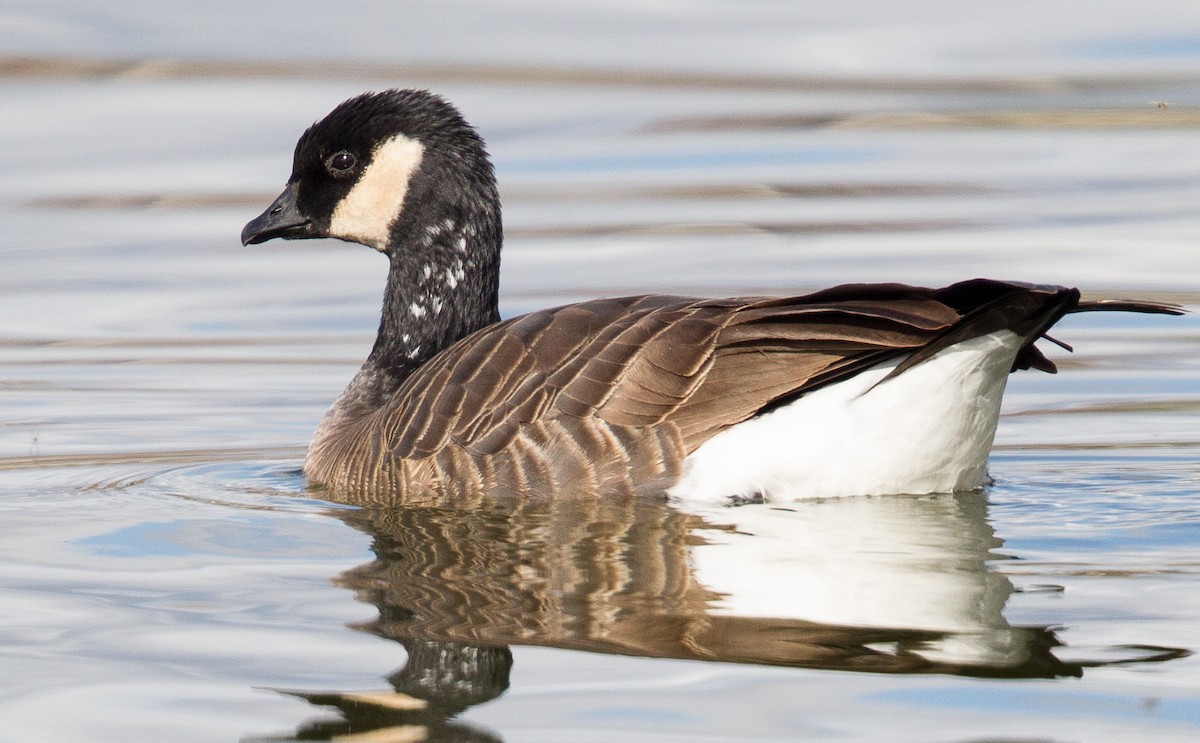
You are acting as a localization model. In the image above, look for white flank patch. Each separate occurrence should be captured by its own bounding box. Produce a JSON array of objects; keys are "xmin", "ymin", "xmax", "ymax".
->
[
  {"xmin": 329, "ymin": 135, "xmax": 425, "ymax": 251},
  {"xmin": 670, "ymin": 330, "xmax": 1025, "ymax": 502}
]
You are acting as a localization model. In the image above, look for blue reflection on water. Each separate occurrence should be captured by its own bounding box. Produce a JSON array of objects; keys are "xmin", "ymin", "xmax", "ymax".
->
[
  {"xmin": 872, "ymin": 685, "xmax": 1200, "ymax": 726},
  {"xmin": 79, "ymin": 521, "xmax": 198, "ymax": 557},
  {"xmin": 78, "ymin": 516, "xmax": 293, "ymax": 558},
  {"xmin": 1079, "ymin": 34, "xmax": 1200, "ymax": 59},
  {"xmin": 502, "ymin": 146, "xmax": 886, "ymax": 175},
  {"xmin": 581, "ymin": 707, "xmax": 696, "ymax": 724}
]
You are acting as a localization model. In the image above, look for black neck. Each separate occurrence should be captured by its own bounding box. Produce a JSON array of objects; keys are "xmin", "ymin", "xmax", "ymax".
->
[{"xmin": 366, "ymin": 211, "xmax": 502, "ymax": 386}]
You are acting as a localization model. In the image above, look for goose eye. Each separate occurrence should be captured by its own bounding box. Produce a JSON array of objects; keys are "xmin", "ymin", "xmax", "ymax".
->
[{"xmin": 325, "ymin": 151, "xmax": 357, "ymax": 175}]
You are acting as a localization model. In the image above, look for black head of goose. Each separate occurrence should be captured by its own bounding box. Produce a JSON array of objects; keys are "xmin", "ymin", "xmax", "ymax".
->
[{"xmin": 242, "ymin": 89, "xmax": 1182, "ymax": 504}]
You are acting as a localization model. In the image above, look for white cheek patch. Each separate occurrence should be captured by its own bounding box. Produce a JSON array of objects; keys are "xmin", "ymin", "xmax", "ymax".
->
[{"xmin": 329, "ymin": 135, "xmax": 425, "ymax": 250}]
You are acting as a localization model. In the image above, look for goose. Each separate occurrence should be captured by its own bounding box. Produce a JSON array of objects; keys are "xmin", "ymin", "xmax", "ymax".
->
[{"xmin": 241, "ymin": 89, "xmax": 1181, "ymax": 503}]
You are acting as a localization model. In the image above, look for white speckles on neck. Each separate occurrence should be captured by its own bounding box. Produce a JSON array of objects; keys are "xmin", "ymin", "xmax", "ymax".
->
[
  {"xmin": 422, "ymin": 218, "xmax": 458, "ymax": 247},
  {"xmin": 443, "ymin": 267, "xmax": 459, "ymax": 289},
  {"xmin": 409, "ymin": 302, "xmax": 427, "ymax": 319},
  {"xmin": 329, "ymin": 134, "xmax": 425, "ymax": 251}
]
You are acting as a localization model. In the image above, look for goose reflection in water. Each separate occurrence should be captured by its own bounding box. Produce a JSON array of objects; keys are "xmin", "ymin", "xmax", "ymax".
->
[{"xmin": 247, "ymin": 491, "xmax": 1186, "ymax": 742}]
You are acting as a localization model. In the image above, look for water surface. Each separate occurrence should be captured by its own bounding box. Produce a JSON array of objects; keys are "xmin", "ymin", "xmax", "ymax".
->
[{"xmin": 2, "ymin": 3, "xmax": 1200, "ymax": 741}]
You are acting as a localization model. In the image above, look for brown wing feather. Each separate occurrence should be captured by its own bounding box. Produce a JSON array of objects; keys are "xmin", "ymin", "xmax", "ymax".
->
[
  {"xmin": 373, "ymin": 296, "xmax": 681, "ymax": 460},
  {"xmin": 376, "ymin": 286, "xmax": 972, "ymax": 459}
]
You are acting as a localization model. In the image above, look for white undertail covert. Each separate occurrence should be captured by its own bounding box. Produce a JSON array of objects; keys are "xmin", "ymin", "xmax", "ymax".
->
[{"xmin": 671, "ymin": 329, "xmax": 1025, "ymax": 503}]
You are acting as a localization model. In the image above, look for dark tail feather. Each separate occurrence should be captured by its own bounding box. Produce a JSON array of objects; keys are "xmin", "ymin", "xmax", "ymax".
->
[
  {"xmin": 1072, "ymin": 299, "xmax": 1185, "ymax": 316},
  {"xmin": 1018, "ymin": 296, "xmax": 1185, "ymax": 373},
  {"xmin": 880, "ymin": 282, "xmax": 1080, "ymax": 383}
]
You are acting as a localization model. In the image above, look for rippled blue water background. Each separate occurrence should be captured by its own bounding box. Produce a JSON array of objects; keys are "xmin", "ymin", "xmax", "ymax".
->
[{"xmin": 2, "ymin": 3, "xmax": 1200, "ymax": 741}]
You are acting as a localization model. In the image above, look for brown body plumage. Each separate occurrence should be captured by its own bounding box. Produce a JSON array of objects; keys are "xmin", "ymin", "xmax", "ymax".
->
[{"xmin": 301, "ymin": 281, "xmax": 1171, "ymax": 502}]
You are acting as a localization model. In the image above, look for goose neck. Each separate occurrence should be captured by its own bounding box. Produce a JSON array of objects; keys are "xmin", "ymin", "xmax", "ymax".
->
[{"xmin": 368, "ymin": 218, "xmax": 501, "ymax": 378}]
